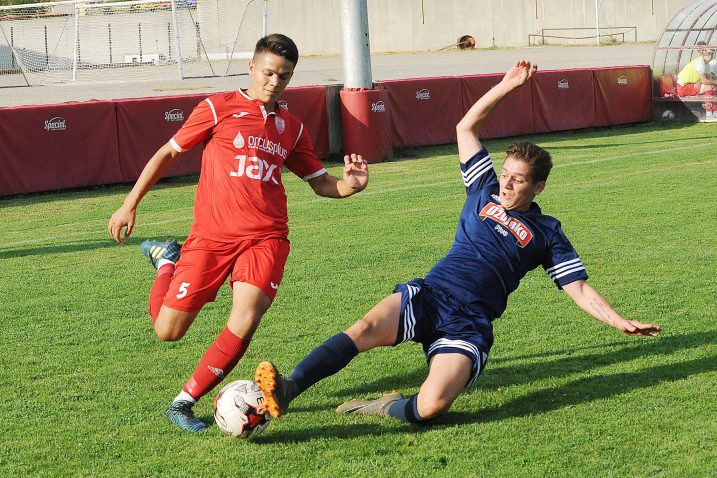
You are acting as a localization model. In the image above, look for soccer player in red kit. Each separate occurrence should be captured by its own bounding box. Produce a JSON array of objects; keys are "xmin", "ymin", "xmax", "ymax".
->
[{"xmin": 108, "ymin": 34, "xmax": 369, "ymax": 432}]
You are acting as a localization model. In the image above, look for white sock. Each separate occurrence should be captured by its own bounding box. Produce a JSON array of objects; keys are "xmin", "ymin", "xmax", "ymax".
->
[
  {"xmin": 156, "ymin": 258, "xmax": 176, "ymax": 270},
  {"xmin": 174, "ymin": 390, "xmax": 196, "ymax": 404}
]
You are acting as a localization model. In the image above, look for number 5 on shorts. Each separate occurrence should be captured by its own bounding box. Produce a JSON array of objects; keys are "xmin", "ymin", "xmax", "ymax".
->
[{"xmin": 177, "ymin": 282, "xmax": 190, "ymax": 299}]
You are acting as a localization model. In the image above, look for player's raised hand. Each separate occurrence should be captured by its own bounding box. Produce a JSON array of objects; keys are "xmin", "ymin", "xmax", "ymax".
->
[
  {"xmin": 617, "ymin": 320, "xmax": 662, "ymax": 337},
  {"xmin": 342, "ymin": 153, "xmax": 369, "ymax": 192},
  {"xmin": 108, "ymin": 204, "xmax": 136, "ymax": 244},
  {"xmin": 502, "ymin": 60, "xmax": 537, "ymax": 89}
]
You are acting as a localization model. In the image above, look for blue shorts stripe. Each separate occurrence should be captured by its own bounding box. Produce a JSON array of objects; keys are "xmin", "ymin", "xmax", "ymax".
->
[
  {"xmin": 394, "ymin": 278, "xmax": 492, "ymax": 387},
  {"xmin": 427, "ymin": 338, "xmax": 487, "ymax": 386},
  {"xmin": 402, "ymin": 284, "xmax": 419, "ymax": 343}
]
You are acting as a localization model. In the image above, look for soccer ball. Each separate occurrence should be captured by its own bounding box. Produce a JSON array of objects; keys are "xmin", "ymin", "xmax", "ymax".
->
[
  {"xmin": 214, "ymin": 380, "xmax": 270, "ymax": 438},
  {"xmin": 661, "ymin": 109, "xmax": 675, "ymax": 120}
]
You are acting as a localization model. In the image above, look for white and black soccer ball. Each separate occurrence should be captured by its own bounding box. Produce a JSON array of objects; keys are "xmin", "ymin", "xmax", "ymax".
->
[
  {"xmin": 661, "ymin": 109, "xmax": 676, "ymax": 120},
  {"xmin": 214, "ymin": 380, "xmax": 270, "ymax": 438}
]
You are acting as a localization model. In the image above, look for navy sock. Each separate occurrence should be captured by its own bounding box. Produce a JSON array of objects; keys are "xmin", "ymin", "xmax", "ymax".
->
[
  {"xmin": 386, "ymin": 395, "xmax": 423, "ymax": 423},
  {"xmin": 290, "ymin": 332, "xmax": 359, "ymax": 395}
]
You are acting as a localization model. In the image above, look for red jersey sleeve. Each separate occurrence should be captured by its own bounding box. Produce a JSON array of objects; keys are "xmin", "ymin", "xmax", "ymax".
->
[
  {"xmin": 284, "ymin": 123, "xmax": 327, "ymax": 180},
  {"xmin": 170, "ymin": 96, "xmax": 224, "ymax": 153}
]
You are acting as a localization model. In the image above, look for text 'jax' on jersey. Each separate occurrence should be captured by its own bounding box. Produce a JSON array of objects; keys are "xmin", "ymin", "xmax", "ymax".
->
[
  {"xmin": 170, "ymin": 89, "xmax": 327, "ymax": 242},
  {"xmin": 425, "ymin": 146, "xmax": 588, "ymax": 320}
]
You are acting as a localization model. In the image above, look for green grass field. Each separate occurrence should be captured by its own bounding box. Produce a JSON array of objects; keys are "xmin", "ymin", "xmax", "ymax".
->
[{"xmin": 2, "ymin": 122, "xmax": 716, "ymax": 477}]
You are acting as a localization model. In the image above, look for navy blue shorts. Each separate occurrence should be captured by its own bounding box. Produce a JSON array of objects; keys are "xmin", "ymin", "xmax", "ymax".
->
[{"xmin": 393, "ymin": 278, "xmax": 492, "ymax": 387}]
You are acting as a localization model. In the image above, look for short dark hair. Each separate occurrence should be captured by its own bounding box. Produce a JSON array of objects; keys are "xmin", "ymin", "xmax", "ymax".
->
[
  {"xmin": 506, "ymin": 141, "xmax": 553, "ymax": 183},
  {"xmin": 254, "ymin": 34, "xmax": 299, "ymax": 66}
]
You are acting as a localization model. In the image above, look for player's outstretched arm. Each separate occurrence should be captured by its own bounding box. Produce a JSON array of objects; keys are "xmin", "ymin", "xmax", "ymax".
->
[
  {"xmin": 456, "ymin": 60, "xmax": 537, "ymax": 163},
  {"xmin": 107, "ymin": 142, "xmax": 183, "ymax": 244},
  {"xmin": 308, "ymin": 153, "xmax": 368, "ymax": 198},
  {"xmin": 562, "ymin": 280, "xmax": 661, "ymax": 336}
]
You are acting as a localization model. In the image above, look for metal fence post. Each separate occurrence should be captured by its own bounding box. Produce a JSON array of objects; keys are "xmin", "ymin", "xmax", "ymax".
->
[
  {"xmin": 72, "ymin": 1, "xmax": 79, "ymax": 81},
  {"xmin": 170, "ymin": 0, "xmax": 184, "ymax": 79}
]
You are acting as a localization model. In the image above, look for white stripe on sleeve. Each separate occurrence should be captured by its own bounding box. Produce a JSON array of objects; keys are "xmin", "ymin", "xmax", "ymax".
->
[
  {"xmin": 169, "ymin": 138, "xmax": 185, "ymax": 153},
  {"xmin": 205, "ymin": 98, "xmax": 218, "ymax": 125}
]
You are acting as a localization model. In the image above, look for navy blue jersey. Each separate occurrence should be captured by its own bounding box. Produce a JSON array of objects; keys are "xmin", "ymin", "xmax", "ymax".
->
[{"xmin": 425, "ymin": 146, "xmax": 588, "ymax": 318}]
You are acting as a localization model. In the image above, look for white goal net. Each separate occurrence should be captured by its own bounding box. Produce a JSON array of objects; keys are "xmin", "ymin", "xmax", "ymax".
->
[{"xmin": 0, "ymin": 0, "xmax": 262, "ymax": 87}]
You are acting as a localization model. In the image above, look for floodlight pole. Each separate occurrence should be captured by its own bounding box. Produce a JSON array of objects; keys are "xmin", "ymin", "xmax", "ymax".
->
[
  {"xmin": 340, "ymin": 0, "xmax": 372, "ymax": 89},
  {"xmin": 595, "ymin": 0, "xmax": 601, "ymax": 45}
]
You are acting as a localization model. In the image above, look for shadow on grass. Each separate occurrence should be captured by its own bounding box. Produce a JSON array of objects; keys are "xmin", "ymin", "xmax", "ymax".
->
[
  {"xmin": 252, "ymin": 422, "xmax": 389, "ymax": 444},
  {"xmin": 317, "ymin": 331, "xmax": 715, "ymax": 427},
  {"xmin": 0, "ymin": 240, "xmax": 115, "ymax": 260},
  {"xmin": 439, "ymin": 351, "xmax": 717, "ymax": 426},
  {"xmin": 0, "ymin": 175, "xmax": 199, "ymax": 209},
  {"xmin": 0, "ymin": 237, "xmax": 188, "ymax": 260}
]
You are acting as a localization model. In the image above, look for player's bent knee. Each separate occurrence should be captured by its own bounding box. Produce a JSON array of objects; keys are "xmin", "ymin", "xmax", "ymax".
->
[
  {"xmin": 153, "ymin": 308, "xmax": 196, "ymax": 341},
  {"xmin": 153, "ymin": 323, "xmax": 187, "ymax": 341},
  {"xmin": 418, "ymin": 399, "xmax": 452, "ymax": 420},
  {"xmin": 416, "ymin": 393, "xmax": 454, "ymax": 419}
]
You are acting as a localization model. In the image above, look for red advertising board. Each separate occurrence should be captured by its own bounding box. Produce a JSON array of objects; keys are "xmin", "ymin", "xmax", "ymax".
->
[
  {"xmin": 0, "ymin": 101, "xmax": 121, "ymax": 196},
  {"xmin": 460, "ymin": 74, "xmax": 534, "ymax": 139},
  {"xmin": 340, "ymin": 87, "xmax": 393, "ymax": 163},
  {"xmin": 531, "ymin": 69, "xmax": 597, "ymax": 133},
  {"xmin": 383, "ymin": 76, "xmax": 463, "ymax": 147},
  {"xmin": 277, "ymin": 85, "xmax": 330, "ymax": 159},
  {"xmin": 115, "ymin": 94, "xmax": 207, "ymax": 182},
  {"xmin": 593, "ymin": 66, "xmax": 652, "ymax": 126}
]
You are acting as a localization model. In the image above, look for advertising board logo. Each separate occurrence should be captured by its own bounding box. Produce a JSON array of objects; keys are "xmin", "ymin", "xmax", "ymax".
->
[
  {"xmin": 416, "ymin": 89, "xmax": 431, "ymax": 100},
  {"xmin": 371, "ymin": 101, "xmax": 386, "ymax": 113},
  {"xmin": 44, "ymin": 116, "xmax": 67, "ymax": 131},
  {"xmin": 557, "ymin": 79, "xmax": 569, "ymax": 89},
  {"xmin": 617, "ymin": 75, "xmax": 628, "ymax": 85},
  {"xmin": 164, "ymin": 109, "xmax": 185, "ymax": 122}
]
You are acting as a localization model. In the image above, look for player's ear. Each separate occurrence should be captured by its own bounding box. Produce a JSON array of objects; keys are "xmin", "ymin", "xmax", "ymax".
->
[{"xmin": 533, "ymin": 181, "xmax": 546, "ymax": 196}]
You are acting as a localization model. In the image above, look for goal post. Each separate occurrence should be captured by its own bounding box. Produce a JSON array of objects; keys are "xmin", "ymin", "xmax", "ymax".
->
[{"xmin": 0, "ymin": 0, "xmax": 262, "ymax": 87}]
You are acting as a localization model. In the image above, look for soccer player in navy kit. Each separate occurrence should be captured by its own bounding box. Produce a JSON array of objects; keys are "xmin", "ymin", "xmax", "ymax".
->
[{"xmin": 255, "ymin": 60, "xmax": 661, "ymax": 423}]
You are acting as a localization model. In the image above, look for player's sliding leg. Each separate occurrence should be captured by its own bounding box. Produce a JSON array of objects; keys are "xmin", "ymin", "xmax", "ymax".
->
[
  {"xmin": 337, "ymin": 353, "xmax": 474, "ymax": 423},
  {"xmin": 255, "ymin": 331, "xmax": 360, "ymax": 417},
  {"xmin": 139, "ymin": 239, "xmax": 181, "ymax": 323},
  {"xmin": 335, "ymin": 391, "xmax": 404, "ymax": 414},
  {"xmin": 166, "ymin": 282, "xmax": 269, "ymax": 432},
  {"xmin": 256, "ymin": 294, "xmax": 402, "ymax": 418}
]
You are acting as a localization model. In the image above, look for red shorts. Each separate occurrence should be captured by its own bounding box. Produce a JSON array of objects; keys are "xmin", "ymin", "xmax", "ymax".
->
[
  {"xmin": 677, "ymin": 83, "xmax": 709, "ymax": 97},
  {"xmin": 163, "ymin": 235, "xmax": 291, "ymax": 312}
]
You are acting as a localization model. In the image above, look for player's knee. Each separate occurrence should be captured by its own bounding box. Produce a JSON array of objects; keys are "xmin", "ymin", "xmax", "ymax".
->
[
  {"xmin": 347, "ymin": 318, "xmax": 373, "ymax": 338},
  {"xmin": 153, "ymin": 316, "xmax": 189, "ymax": 341},
  {"xmin": 154, "ymin": 324, "xmax": 186, "ymax": 342},
  {"xmin": 344, "ymin": 317, "xmax": 386, "ymax": 351},
  {"xmin": 416, "ymin": 392, "xmax": 454, "ymax": 419}
]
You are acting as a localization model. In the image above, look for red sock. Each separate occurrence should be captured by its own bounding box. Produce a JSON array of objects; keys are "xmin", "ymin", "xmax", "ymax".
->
[
  {"xmin": 183, "ymin": 327, "xmax": 249, "ymax": 400},
  {"xmin": 148, "ymin": 264, "xmax": 174, "ymax": 324}
]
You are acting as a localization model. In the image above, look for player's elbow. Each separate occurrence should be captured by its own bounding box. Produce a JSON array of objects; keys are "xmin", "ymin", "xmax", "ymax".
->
[{"xmin": 456, "ymin": 120, "xmax": 473, "ymax": 137}]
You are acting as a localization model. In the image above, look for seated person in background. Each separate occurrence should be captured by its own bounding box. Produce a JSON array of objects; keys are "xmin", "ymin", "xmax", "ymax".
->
[{"xmin": 676, "ymin": 41, "xmax": 717, "ymax": 98}]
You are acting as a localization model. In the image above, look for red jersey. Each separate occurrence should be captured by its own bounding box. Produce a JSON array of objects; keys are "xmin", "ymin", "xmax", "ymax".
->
[{"xmin": 170, "ymin": 90, "xmax": 326, "ymax": 242}]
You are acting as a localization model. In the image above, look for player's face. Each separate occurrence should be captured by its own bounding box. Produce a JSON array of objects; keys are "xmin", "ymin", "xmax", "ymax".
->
[
  {"xmin": 247, "ymin": 52, "xmax": 295, "ymax": 106},
  {"xmin": 499, "ymin": 156, "xmax": 545, "ymax": 211}
]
